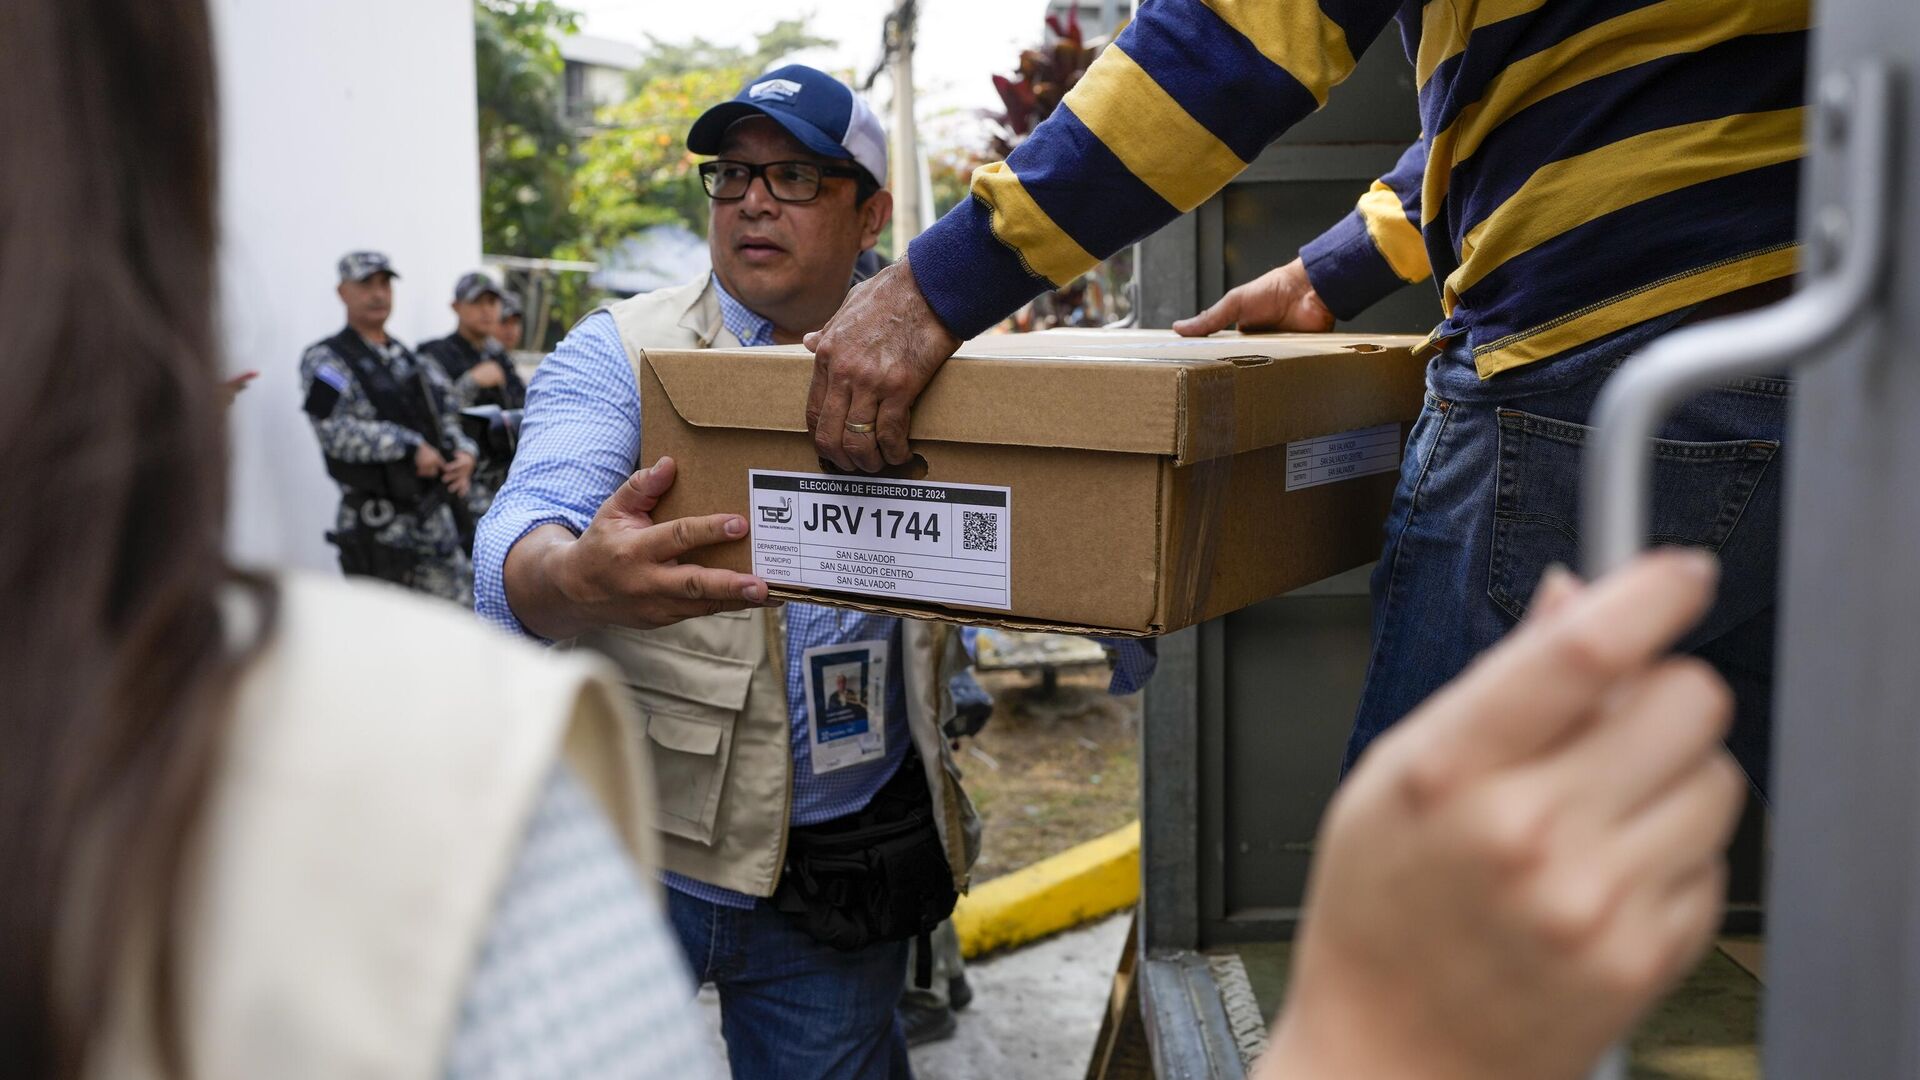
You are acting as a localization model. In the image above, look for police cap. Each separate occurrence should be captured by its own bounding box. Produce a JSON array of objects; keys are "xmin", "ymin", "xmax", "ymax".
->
[
  {"xmin": 338, "ymin": 250, "xmax": 399, "ymax": 283},
  {"xmin": 454, "ymin": 271, "xmax": 503, "ymax": 304}
]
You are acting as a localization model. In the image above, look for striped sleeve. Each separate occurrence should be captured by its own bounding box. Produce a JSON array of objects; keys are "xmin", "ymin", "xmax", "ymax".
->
[
  {"xmin": 909, "ymin": 0, "xmax": 1402, "ymax": 339},
  {"xmin": 1300, "ymin": 134, "xmax": 1432, "ymax": 319}
]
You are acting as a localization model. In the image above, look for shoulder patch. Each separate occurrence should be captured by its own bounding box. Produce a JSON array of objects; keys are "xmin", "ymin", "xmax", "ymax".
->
[{"xmin": 304, "ymin": 363, "xmax": 348, "ymax": 419}]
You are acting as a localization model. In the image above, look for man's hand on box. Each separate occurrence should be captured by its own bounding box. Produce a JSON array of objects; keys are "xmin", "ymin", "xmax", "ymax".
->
[
  {"xmin": 803, "ymin": 257, "xmax": 960, "ymax": 474},
  {"xmin": 1173, "ymin": 258, "xmax": 1334, "ymax": 337},
  {"xmin": 508, "ymin": 456, "xmax": 774, "ymax": 638},
  {"xmin": 1257, "ymin": 550, "xmax": 1743, "ymax": 1080},
  {"xmin": 561, "ymin": 456, "xmax": 774, "ymax": 629}
]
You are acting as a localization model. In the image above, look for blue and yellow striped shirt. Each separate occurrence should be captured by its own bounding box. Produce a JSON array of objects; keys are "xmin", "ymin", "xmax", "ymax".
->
[{"xmin": 909, "ymin": 0, "xmax": 1808, "ymax": 379}]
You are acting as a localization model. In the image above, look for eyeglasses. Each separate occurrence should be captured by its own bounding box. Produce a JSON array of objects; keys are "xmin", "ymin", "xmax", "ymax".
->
[{"xmin": 699, "ymin": 159, "xmax": 866, "ymax": 203}]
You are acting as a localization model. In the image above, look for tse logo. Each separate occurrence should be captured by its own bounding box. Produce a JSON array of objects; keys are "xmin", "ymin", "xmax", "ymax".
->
[{"xmin": 803, "ymin": 504, "xmax": 942, "ymax": 543}]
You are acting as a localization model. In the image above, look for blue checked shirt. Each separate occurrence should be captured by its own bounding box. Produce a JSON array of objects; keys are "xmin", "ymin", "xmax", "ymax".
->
[{"xmin": 475, "ymin": 275, "xmax": 1154, "ymax": 909}]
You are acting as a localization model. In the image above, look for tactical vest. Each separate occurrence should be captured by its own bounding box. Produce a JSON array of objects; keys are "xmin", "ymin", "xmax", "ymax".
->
[
  {"xmin": 322, "ymin": 328, "xmax": 443, "ymax": 445},
  {"xmin": 420, "ymin": 331, "xmax": 527, "ymax": 410},
  {"xmin": 308, "ymin": 329, "xmax": 447, "ymax": 510},
  {"xmin": 574, "ymin": 277, "xmax": 980, "ymax": 898},
  {"xmin": 308, "ymin": 329, "xmax": 473, "ymax": 567}
]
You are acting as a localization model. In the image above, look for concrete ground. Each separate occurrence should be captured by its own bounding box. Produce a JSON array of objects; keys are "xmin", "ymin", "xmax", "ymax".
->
[{"xmin": 694, "ymin": 912, "xmax": 1132, "ymax": 1079}]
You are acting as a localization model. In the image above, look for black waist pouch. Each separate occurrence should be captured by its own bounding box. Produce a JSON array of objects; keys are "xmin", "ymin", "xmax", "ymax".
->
[{"xmin": 772, "ymin": 754, "xmax": 958, "ymax": 952}]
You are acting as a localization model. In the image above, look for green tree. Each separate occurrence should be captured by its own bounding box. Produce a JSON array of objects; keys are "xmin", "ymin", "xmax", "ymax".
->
[
  {"xmin": 629, "ymin": 19, "xmax": 833, "ymax": 87},
  {"xmin": 568, "ymin": 21, "xmax": 841, "ymax": 257},
  {"xmin": 566, "ymin": 67, "xmax": 742, "ymax": 256},
  {"xmin": 474, "ymin": 0, "xmax": 579, "ymax": 257},
  {"xmin": 564, "ymin": 66, "xmax": 737, "ymax": 253}
]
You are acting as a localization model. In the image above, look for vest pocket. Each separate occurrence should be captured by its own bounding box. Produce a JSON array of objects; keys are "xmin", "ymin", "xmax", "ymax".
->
[
  {"xmin": 632, "ymin": 690, "xmax": 736, "ymax": 844},
  {"xmin": 1489, "ymin": 407, "xmax": 1779, "ymax": 621},
  {"xmin": 588, "ymin": 626, "xmax": 760, "ymax": 847}
]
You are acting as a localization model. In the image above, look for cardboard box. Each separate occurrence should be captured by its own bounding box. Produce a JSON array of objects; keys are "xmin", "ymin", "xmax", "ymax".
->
[{"xmin": 641, "ymin": 329, "xmax": 1426, "ymax": 635}]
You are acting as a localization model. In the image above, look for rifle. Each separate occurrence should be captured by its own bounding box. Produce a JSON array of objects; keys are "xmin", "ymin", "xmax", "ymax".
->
[{"xmin": 412, "ymin": 368, "xmax": 477, "ymax": 554}]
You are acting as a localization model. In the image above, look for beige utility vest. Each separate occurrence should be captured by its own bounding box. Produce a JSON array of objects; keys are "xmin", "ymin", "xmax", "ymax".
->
[
  {"xmin": 577, "ymin": 276, "xmax": 981, "ymax": 898},
  {"xmin": 93, "ymin": 574, "xmax": 656, "ymax": 1080}
]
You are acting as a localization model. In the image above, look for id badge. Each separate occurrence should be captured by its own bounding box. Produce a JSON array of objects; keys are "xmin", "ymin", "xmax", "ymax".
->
[{"xmin": 802, "ymin": 639, "xmax": 889, "ymax": 775}]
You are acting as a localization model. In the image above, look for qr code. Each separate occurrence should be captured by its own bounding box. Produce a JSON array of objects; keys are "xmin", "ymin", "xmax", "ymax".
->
[{"xmin": 962, "ymin": 511, "xmax": 998, "ymax": 552}]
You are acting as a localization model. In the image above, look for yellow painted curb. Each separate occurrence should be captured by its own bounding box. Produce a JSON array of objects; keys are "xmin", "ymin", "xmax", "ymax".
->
[{"xmin": 952, "ymin": 819, "xmax": 1140, "ymax": 959}]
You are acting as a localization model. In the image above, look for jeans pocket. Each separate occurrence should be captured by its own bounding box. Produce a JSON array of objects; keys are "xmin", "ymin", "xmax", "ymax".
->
[{"xmin": 1489, "ymin": 408, "xmax": 1780, "ymax": 621}]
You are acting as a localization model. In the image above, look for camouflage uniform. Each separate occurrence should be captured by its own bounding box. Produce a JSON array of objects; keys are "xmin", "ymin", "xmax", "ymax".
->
[
  {"xmin": 418, "ymin": 329, "xmax": 525, "ymax": 519},
  {"xmin": 300, "ymin": 330, "xmax": 478, "ymax": 606}
]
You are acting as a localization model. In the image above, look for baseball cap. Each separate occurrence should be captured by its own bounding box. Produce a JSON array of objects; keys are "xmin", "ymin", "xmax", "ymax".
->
[
  {"xmin": 498, "ymin": 290, "xmax": 524, "ymax": 319},
  {"xmin": 454, "ymin": 271, "xmax": 503, "ymax": 304},
  {"xmin": 338, "ymin": 251, "xmax": 398, "ymax": 283},
  {"xmin": 686, "ymin": 64, "xmax": 888, "ymax": 188}
]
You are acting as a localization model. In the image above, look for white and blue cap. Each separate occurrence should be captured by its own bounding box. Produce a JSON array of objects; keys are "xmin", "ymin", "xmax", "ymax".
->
[{"xmin": 686, "ymin": 64, "xmax": 889, "ymax": 188}]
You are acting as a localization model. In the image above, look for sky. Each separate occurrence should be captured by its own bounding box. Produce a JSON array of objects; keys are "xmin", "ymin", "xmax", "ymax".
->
[{"xmin": 566, "ymin": 0, "xmax": 1073, "ymax": 152}]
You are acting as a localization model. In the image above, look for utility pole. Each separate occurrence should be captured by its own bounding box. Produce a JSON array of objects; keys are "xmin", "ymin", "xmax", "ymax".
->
[{"xmin": 888, "ymin": 0, "xmax": 922, "ymax": 248}]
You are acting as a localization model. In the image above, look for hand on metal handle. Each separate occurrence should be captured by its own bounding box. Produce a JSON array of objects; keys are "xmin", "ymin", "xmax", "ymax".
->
[{"xmin": 1578, "ymin": 63, "xmax": 1897, "ymax": 1080}]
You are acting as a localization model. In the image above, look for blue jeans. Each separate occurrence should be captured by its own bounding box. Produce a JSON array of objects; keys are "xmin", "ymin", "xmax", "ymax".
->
[
  {"xmin": 1343, "ymin": 313, "xmax": 1788, "ymax": 794},
  {"xmin": 666, "ymin": 889, "xmax": 912, "ymax": 1080}
]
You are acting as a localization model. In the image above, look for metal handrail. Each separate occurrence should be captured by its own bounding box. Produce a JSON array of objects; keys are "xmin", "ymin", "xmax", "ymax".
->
[{"xmin": 1579, "ymin": 62, "xmax": 1898, "ymax": 1080}]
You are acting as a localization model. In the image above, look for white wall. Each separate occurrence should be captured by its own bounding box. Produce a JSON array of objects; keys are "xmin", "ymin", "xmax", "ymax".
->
[{"xmin": 212, "ymin": 0, "xmax": 483, "ymax": 571}]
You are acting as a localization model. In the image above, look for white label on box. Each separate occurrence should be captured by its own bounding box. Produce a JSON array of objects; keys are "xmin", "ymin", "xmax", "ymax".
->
[
  {"xmin": 748, "ymin": 470, "xmax": 1012, "ymax": 610},
  {"xmin": 1284, "ymin": 424, "xmax": 1403, "ymax": 492}
]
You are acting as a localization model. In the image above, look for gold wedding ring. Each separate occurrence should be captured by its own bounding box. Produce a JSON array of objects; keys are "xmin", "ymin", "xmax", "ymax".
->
[{"xmin": 844, "ymin": 420, "xmax": 877, "ymax": 434}]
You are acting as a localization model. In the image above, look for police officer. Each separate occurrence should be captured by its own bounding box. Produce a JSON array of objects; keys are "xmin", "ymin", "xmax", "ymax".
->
[
  {"xmin": 300, "ymin": 251, "xmax": 479, "ymax": 605},
  {"xmin": 492, "ymin": 288, "xmax": 527, "ymax": 353},
  {"xmin": 419, "ymin": 271, "xmax": 527, "ymax": 517}
]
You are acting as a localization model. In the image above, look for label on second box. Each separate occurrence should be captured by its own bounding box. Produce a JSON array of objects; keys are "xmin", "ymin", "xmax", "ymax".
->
[
  {"xmin": 1285, "ymin": 424, "xmax": 1402, "ymax": 492},
  {"xmin": 748, "ymin": 470, "xmax": 1012, "ymax": 610}
]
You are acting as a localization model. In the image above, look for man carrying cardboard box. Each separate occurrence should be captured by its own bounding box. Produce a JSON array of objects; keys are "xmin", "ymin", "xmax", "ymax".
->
[
  {"xmin": 806, "ymin": 0, "xmax": 1797, "ymax": 796},
  {"xmin": 473, "ymin": 66, "xmax": 1151, "ymax": 1079}
]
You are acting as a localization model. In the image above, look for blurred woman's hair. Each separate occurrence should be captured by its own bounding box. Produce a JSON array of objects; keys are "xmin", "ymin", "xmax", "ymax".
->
[{"xmin": 0, "ymin": 0, "xmax": 272, "ymax": 1075}]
